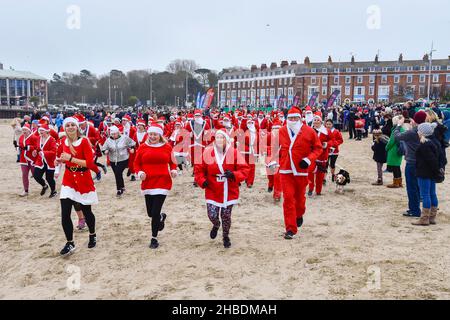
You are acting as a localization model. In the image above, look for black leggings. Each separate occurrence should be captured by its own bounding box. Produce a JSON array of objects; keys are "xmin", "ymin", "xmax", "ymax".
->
[
  {"xmin": 34, "ymin": 163, "xmax": 56, "ymax": 192},
  {"xmin": 145, "ymin": 194, "xmax": 166, "ymax": 238},
  {"xmin": 328, "ymin": 155, "xmax": 338, "ymax": 169},
  {"xmin": 391, "ymin": 166, "xmax": 402, "ymax": 179},
  {"xmin": 111, "ymin": 160, "xmax": 128, "ymax": 191},
  {"xmin": 61, "ymin": 198, "xmax": 96, "ymax": 241}
]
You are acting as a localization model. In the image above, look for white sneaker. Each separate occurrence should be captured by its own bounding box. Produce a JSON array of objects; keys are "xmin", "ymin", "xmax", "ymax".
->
[{"xmin": 19, "ymin": 191, "xmax": 29, "ymax": 197}]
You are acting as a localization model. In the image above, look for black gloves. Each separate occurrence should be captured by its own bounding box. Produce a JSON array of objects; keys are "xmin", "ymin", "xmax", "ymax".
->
[
  {"xmin": 202, "ymin": 181, "xmax": 208, "ymax": 188},
  {"xmin": 224, "ymin": 170, "xmax": 235, "ymax": 181},
  {"xmin": 299, "ymin": 160, "xmax": 310, "ymax": 169},
  {"xmin": 13, "ymin": 140, "xmax": 18, "ymax": 148}
]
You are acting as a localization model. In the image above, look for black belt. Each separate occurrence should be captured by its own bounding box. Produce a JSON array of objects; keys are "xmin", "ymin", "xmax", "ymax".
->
[{"xmin": 66, "ymin": 166, "xmax": 88, "ymax": 173}]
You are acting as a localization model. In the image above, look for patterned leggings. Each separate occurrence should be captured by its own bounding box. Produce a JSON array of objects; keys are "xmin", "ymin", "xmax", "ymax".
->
[{"xmin": 206, "ymin": 204, "xmax": 233, "ymax": 238}]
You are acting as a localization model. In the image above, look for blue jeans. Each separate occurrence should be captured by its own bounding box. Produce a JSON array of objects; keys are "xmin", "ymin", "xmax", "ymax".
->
[
  {"xmin": 417, "ymin": 177, "xmax": 438, "ymax": 209},
  {"xmin": 405, "ymin": 163, "xmax": 421, "ymax": 216}
]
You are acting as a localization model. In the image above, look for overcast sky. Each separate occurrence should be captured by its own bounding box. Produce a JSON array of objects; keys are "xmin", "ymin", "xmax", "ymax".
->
[{"xmin": 1, "ymin": 0, "xmax": 449, "ymax": 79}]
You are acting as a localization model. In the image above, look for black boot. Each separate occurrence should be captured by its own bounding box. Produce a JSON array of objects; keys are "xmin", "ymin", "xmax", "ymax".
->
[
  {"xmin": 223, "ymin": 237, "xmax": 231, "ymax": 248},
  {"xmin": 88, "ymin": 234, "xmax": 97, "ymax": 249},
  {"xmin": 40, "ymin": 184, "xmax": 49, "ymax": 196},
  {"xmin": 210, "ymin": 226, "xmax": 219, "ymax": 239}
]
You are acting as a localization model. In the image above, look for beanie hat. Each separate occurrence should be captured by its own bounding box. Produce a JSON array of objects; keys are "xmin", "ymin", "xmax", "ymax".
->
[
  {"xmin": 109, "ymin": 125, "xmax": 120, "ymax": 135},
  {"xmin": 413, "ymin": 111, "xmax": 427, "ymax": 125},
  {"xmin": 417, "ymin": 122, "xmax": 436, "ymax": 137}
]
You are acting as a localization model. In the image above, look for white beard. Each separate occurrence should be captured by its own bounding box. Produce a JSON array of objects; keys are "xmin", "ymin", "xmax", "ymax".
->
[
  {"xmin": 305, "ymin": 113, "xmax": 314, "ymax": 124},
  {"xmin": 247, "ymin": 124, "xmax": 256, "ymax": 132},
  {"xmin": 223, "ymin": 122, "xmax": 232, "ymax": 129},
  {"xmin": 287, "ymin": 120, "xmax": 301, "ymax": 135},
  {"xmin": 195, "ymin": 118, "xmax": 204, "ymax": 125}
]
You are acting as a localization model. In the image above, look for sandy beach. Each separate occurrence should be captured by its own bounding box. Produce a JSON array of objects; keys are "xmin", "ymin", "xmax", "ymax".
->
[{"xmin": 0, "ymin": 121, "xmax": 449, "ymax": 300}]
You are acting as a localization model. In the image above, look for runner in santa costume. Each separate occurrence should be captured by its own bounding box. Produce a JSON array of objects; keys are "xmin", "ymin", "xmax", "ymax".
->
[
  {"xmin": 303, "ymin": 106, "xmax": 314, "ymax": 126},
  {"xmin": 33, "ymin": 124, "xmax": 58, "ymax": 198},
  {"xmin": 76, "ymin": 114, "xmax": 104, "ymax": 180},
  {"xmin": 238, "ymin": 118, "xmax": 258, "ymax": 188},
  {"xmin": 134, "ymin": 122, "xmax": 178, "ymax": 249},
  {"xmin": 18, "ymin": 123, "xmax": 38, "ymax": 197},
  {"xmin": 278, "ymin": 107, "xmax": 322, "ymax": 239},
  {"xmin": 132, "ymin": 119, "xmax": 149, "ymax": 148},
  {"xmin": 307, "ymin": 112, "xmax": 333, "ymax": 197},
  {"xmin": 221, "ymin": 115, "xmax": 237, "ymax": 147},
  {"xmin": 38, "ymin": 117, "xmax": 59, "ymax": 141},
  {"xmin": 325, "ymin": 119, "xmax": 344, "ymax": 182},
  {"xmin": 57, "ymin": 117, "xmax": 98, "ymax": 256},
  {"xmin": 169, "ymin": 120, "xmax": 190, "ymax": 173},
  {"xmin": 256, "ymin": 112, "xmax": 268, "ymax": 130},
  {"xmin": 121, "ymin": 115, "xmax": 138, "ymax": 181},
  {"xmin": 265, "ymin": 119, "xmax": 282, "ymax": 201},
  {"xmin": 194, "ymin": 129, "xmax": 250, "ymax": 248},
  {"xmin": 186, "ymin": 110, "xmax": 211, "ymax": 183}
]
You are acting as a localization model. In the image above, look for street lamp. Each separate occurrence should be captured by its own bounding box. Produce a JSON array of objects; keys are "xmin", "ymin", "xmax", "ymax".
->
[{"xmin": 427, "ymin": 41, "xmax": 437, "ymax": 101}]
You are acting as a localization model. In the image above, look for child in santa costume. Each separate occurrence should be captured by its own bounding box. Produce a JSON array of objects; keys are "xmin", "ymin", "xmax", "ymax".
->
[
  {"xmin": 134, "ymin": 123, "xmax": 178, "ymax": 249},
  {"xmin": 325, "ymin": 119, "xmax": 344, "ymax": 182},
  {"xmin": 265, "ymin": 119, "xmax": 282, "ymax": 202},
  {"xmin": 57, "ymin": 117, "xmax": 99, "ymax": 257},
  {"xmin": 307, "ymin": 112, "xmax": 333, "ymax": 197},
  {"xmin": 33, "ymin": 124, "xmax": 58, "ymax": 198},
  {"xmin": 121, "ymin": 115, "xmax": 138, "ymax": 181},
  {"xmin": 169, "ymin": 120, "xmax": 190, "ymax": 173},
  {"xmin": 18, "ymin": 123, "xmax": 38, "ymax": 197},
  {"xmin": 238, "ymin": 118, "xmax": 258, "ymax": 188},
  {"xmin": 278, "ymin": 107, "xmax": 322, "ymax": 239},
  {"xmin": 194, "ymin": 129, "xmax": 250, "ymax": 248}
]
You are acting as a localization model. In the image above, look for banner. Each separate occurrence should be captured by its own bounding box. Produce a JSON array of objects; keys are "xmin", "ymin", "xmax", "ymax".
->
[
  {"xmin": 204, "ymin": 88, "xmax": 215, "ymax": 109},
  {"xmin": 199, "ymin": 94, "xmax": 206, "ymax": 109},
  {"xmin": 325, "ymin": 90, "xmax": 340, "ymax": 110},
  {"xmin": 307, "ymin": 92, "xmax": 319, "ymax": 107},
  {"xmin": 293, "ymin": 92, "xmax": 301, "ymax": 107},
  {"xmin": 196, "ymin": 92, "xmax": 201, "ymax": 107}
]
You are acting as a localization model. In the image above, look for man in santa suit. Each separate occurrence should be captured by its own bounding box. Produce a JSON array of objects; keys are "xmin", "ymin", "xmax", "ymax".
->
[
  {"xmin": 238, "ymin": 118, "xmax": 258, "ymax": 188},
  {"xmin": 76, "ymin": 114, "xmax": 104, "ymax": 179},
  {"xmin": 256, "ymin": 112, "xmax": 267, "ymax": 131},
  {"xmin": 122, "ymin": 115, "xmax": 138, "ymax": 181},
  {"xmin": 265, "ymin": 119, "xmax": 282, "ymax": 201},
  {"xmin": 186, "ymin": 110, "xmax": 211, "ymax": 185},
  {"xmin": 325, "ymin": 119, "xmax": 344, "ymax": 182},
  {"xmin": 307, "ymin": 112, "xmax": 333, "ymax": 197},
  {"xmin": 169, "ymin": 120, "xmax": 190, "ymax": 173},
  {"xmin": 278, "ymin": 112, "xmax": 286, "ymax": 126},
  {"xmin": 221, "ymin": 115, "xmax": 237, "ymax": 146},
  {"xmin": 278, "ymin": 107, "xmax": 323, "ymax": 239},
  {"xmin": 303, "ymin": 106, "xmax": 314, "ymax": 126}
]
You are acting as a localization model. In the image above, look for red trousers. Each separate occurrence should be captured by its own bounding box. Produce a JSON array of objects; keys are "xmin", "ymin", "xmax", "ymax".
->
[
  {"xmin": 129, "ymin": 151, "xmax": 136, "ymax": 174},
  {"xmin": 246, "ymin": 164, "xmax": 255, "ymax": 186},
  {"xmin": 308, "ymin": 171, "xmax": 325, "ymax": 194},
  {"xmin": 280, "ymin": 174, "xmax": 308, "ymax": 234},
  {"xmin": 267, "ymin": 171, "xmax": 282, "ymax": 199}
]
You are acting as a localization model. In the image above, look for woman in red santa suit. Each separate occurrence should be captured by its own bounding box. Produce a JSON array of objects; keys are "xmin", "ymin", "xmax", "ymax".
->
[
  {"xmin": 238, "ymin": 118, "xmax": 258, "ymax": 188},
  {"xmin": 307, "ymin": 112, "xmax": 333, "ymax": 197},
  {"xmin": 18, "ymin": 123, "xmax": 38, "ymax": 197},
  {"xmin": 134, "ymin": 123, "xmax": 178, "ymax": 249},
  {"xmin": 265, "ymin": 119, "xmax": 282, "ymax": 202},
  {"xmin": 195, "ymin": 129, "xmax": 249, "ymax": 248},
  {"xmin": 278, "ymin": 107, "xmax": 322, "ymax": 239},
  {"xmin": 169, "ymin": 120, "xmax": 190, "ymax": 173},
  {"xmin": 33, "ymin": 124, "xmax": 58, "ymax": 198},
  {"xmin": 325, "ymin": 119, "xmax": 344, "ymax": 182},
  {"xmin": 57, "ymin": 117, "xmax": 99, "ymax": 256}
]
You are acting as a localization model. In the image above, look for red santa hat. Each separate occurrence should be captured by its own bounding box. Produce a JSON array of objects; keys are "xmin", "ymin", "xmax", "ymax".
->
[
  {"xmin": 287, "ymin": 107, "xmax": 302, "ymax": 118},
  {"xmin": 175, "ymin": 120, "xmax": 182, "ymax": 127},
  {"xmin": 271, "ymin": 119, "xmax": 282, "ymax": 129},
  {"xmin": 258, "ymin": 111, "xmax": 265, "ymax": 117},
  {"xmin": 136, "ymin": 119, "xmax": 146, "ymax": 127},
  {"xmin": 113, "ymin": 117, "xmax": 121, "ymax": 123},
  {"xmin": 22, "ymin": 123, "xmax": 32, "ymax": 132},
  {"xmin": 75, "ymin": 114, "xmax": 86, "ymax": 124},
  {"xmin": 40, "ymin": 116, "xmax": 50, "ymax": 123},
  {"xmin": 63, "ymin": 117, "xmax": 79, "ymax": 128},
  {"xmin": 122, "ymin": 115, "xmax": 132, "ymax": 122},
  {"xmin": 215, "ymin": 129, "xmax": 231, "ymax": 143},
  {"xmin": 147, "ymin": 122, "xmax": 164, "ymax": 136},
  {"xmin": 38, "ymin": 124, "xmax": 50, "ymax": 132},
  {"xmin": 222, "ymin": 115, "xmax": 231, "ymax": 121},
  {"xmin": 194, "ymin": 109, "xmax": 202, "ymax": 116},
  {"xmin": 304, "ymin": 106, "xmax": 312, "ymax": 113},
  {"xmin": 314, "ymin": 111, "xmax": 323, "ymax": 120}
]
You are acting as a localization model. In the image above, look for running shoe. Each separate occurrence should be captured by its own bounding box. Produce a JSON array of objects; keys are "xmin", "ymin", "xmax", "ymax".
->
[
  {"xmin": 40, "ymin": 185, "xmax": 49, "ymax": 196},
  {"xmin": 149, "ymin": 238, "xmax": 159, "ymax": 249},
  {"xmin": 158, "ymin": 213, "xmax": 167, "ymax": 231},
  {"xmin": 60, "ymin": 242, "xmax": 76, "ymax": 256}
]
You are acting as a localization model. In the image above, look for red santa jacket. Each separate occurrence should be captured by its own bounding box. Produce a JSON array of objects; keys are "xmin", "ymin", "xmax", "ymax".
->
[
  {"xmin": 329, "ymin": 128, "xmax": 343, "ymax": 155},
  {"xmin": 134, "ymin": 142, "xmax": 177, "ymax": 195},
  {"xmin": 194, "ymin": 145, "xmax": 250, "ymax": 208},
  {"xmin": 312, "ymin": 126, "xmax": 333, "ymax": 162},
  {"xmin": 169, "ymin": 129, "xmax": 190, "ymax": 157},
  {"xmin": 19, "ymin": 134, "xmax": 38, "ymax": 165},
  {"xmin": 132, "ymin": 130, "xmax": 149, "ymax": 148},
  {"xmin": 238, "ymin": 128, "xmax": 259, "ymax": 158},
  {"xmin": 278, "ymin": 124, "xmax": 323, "ymax": 176},
  {"xmin": 34, "ymin": 135, "xmax": 57, "ymax": 170},
  {"xmin": 82, "ymin": 124, "xmax": 101, "ymax": 147},
  {"xmin": 186, "ymin": 120, "xmax": 211, "ymax": 148}
]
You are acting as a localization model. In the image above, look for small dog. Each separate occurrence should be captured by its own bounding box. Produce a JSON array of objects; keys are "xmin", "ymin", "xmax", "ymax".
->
[{"xmin": 335, "ymin": 169, "xmax": 351, "ymax": 194}]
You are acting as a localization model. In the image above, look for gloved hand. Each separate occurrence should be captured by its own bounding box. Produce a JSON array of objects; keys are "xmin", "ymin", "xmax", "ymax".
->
[
  {"xmin": 202, "ymin": 181, "xmax": 209, "ymax": 188},
  {"xmin": 316, "ymin": 162, "xmax": 328, "ymax": 173},
  {"xmin": 224, "ymin": 170, "xmax": 235, "ymax": 181},
  {"xmin": 13, "ymin": 140, "xmax": 18, "ymax": 148},
  {"xmin": 299, "ymin": 159, "xmax": 310, "ymax": 169}
]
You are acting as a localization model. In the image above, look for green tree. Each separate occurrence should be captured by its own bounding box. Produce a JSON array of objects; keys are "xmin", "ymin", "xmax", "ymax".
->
[{"xmin": 128, "ymin": 96, "xmax": 139, "ymax": 106}]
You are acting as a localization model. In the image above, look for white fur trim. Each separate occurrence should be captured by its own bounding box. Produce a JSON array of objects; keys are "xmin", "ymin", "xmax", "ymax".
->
[
  {"xmin": 147, "ymin": 127, "xmax": 163, "ymax": 136},
  {"xmin": 287, "ymin": 113, "xmax": 301, "ymax": 118},
  {"xmin": 303, "ymin": 158, "xmax": 311, "ymax": 166},
  {"xmin": 138, "ymin": 171, "xmax": 146, "ymax": 180},
  {"xmin": 60, "ymin": 185, "xmax": 98, "ymax": 205},
  {"xmin": 64, "ymin": 137, "xmax": 83, "ymax": 147},
  {"xmin": 63, "ymin": 117, "xmax": 79, "ymax": 128},
  {"xmin": 141, "ymin": 189, "xmax": 169, "ymax": 196}
]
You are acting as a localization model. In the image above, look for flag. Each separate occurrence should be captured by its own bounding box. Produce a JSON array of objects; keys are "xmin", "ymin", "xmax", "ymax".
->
[
  {"xmin": 196, "ymin": 92, "xmax": 201, "ymax": 107},
  {"xmin": 199, "ymin": 94, "xmax": 206, "ymax": 109},
  {"xmin": 325, "ymin": 90, "xmax": 340, "ymax": 110},
  {"xmin": 308, "ymin": 92, "xmax": 319, "ymax": 107},
  {"xmin": 204, "ymin": 88, "xmax": 215, "ymax": 109}
]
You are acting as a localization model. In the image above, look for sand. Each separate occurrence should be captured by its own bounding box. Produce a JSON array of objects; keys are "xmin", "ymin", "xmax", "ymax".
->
[{"xmin": 0, "ymin": 121, "xmax": 449, "ymax": 300}]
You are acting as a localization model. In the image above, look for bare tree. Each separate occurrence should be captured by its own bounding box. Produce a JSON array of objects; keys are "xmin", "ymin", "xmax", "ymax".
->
[{"xmin": 166, "ymin": 59, "xmax": 200, "ymax": 75}]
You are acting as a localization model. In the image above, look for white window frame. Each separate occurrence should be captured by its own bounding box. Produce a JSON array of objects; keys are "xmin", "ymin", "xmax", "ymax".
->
[
  {"xmin": 346, "ymin": 68, "xmax": 351, "ymax": 73},
  {"xmin": 381, "ymin": 75, "xmax": 387, "ymax": 83},
  {"xmin": 311, "ymin": 68, "xmax": 316, "ymax": 73},
  {"xmin": 407, "ymin": 75, "xmax": 413, "ymax": 83},
  {"xmin": 395, "ymin": 67, "xmax": 400, "ymax": 72},
  {"xmin": 322, "ymin": 76, "xmax": 328, "ymax": 85},
  {"xmin": 357, "ymin": 76, "xmax": 363, "ymax": 84},
  {"xmin": 358, "ymin": 68, "xmax": 363, "ymax": 73},
  {"xmin": 394, "ymin": 75, "xmax": 400, "ymax": 83},
  {"xmin": 369, "ymin": 75, "xmax": 375, "ymax": 83},
  {"xmin": 334, "ymin": 76, "xmax": 339, "ymax": 84},
  {"xmin": 334, "ymin": 68, "xmax": 340, "ymax": 73},
  {"xmin": 446, "ymin": 74, "xmax": 450, "ymax": 82},
  {"xmin": 433, "ymin": 74, "xmax": 439, "ymax": 83},
  {"xmin": 345, "ymin": 76, "xmax": 351, "ymax": 84},
  {"xmin": 382, "ymin": 67, "xmax": 388, "ymax": 72},
  {"xmin": 311, "ymin": 77, "xmax": 317, "ymax": 85},
  {"xmin": 420, "ymin": 66, "xmax": 426, "ymax": 71},
  {"xmin": 369, "ymin": 86, "xmax": 375, "ymax": 95},
  {"xmin": 322, "ymin": 68, "xmax": 327, "ymax": 73},
  {"xmin": 322, "ymin": 87, "xmax": 327, "ymax": 96},
  {"xmin": 345, "ymin": 86, "xmax": 351, "ymax": 95},
  {"xmin": 370, "ymin": 67, "xmax": 375, "ymax": 72},
  {"xmin": 407, "ymin": 66, "xmax": 413, "ymax": 71},
  {"xmin": 420, "ymin": 74, "xmax": 426, "ymax": 83}
]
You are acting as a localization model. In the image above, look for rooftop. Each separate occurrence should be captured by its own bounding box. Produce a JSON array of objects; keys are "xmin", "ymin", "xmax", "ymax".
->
[{"xmin": 0, "ymin": 69, "xmax": 47, "ymax": 81}]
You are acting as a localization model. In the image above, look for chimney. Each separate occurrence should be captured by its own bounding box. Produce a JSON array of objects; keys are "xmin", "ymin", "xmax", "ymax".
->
[
  {"xmin": 280, "ymin": 60, "xmax": 289, "ymax": 68},
  {"xmin": 328, "ymin": 56, "xmax": 332, "ymax": 64},
  {"xmin": 250, "ymin": 65, "xmax": 257, "ymax": 72},
  {"xmin": 374, "ymin": 54, "xmax": 379, "ymax": 64},
  {"xmin": 270, "ymin": 62, "xmax": 277, "ymax": 69},
  {"xmin": 0, "ymin": 62, "xmax": 3, "ymax": 70},
  {"xmin": 398, "ymin": 53, "xmax": 403, "ymax": 63},
  {"xmin": 290, "ymin": 60, "xmax": 297, "ymax": 66},
  {"xmin": 423, "ymin": 54, "xmax": 429, "ymax": 62},
  {"xmin": 351, "ymin": 55, "xmax": 355, "ymax": 65},
  {"xmin": 261, "ymin": 64, "xmax": 267, "ymax": 71},
  {"xmin": 304, "ymin": 56, "xmax": 310, "ymax": 66}
]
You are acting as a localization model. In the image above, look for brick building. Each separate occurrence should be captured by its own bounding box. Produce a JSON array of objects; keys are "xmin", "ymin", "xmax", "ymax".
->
[{"xmin": 218, "ymin": 54, "xmax": 450, "ymax": 108}]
